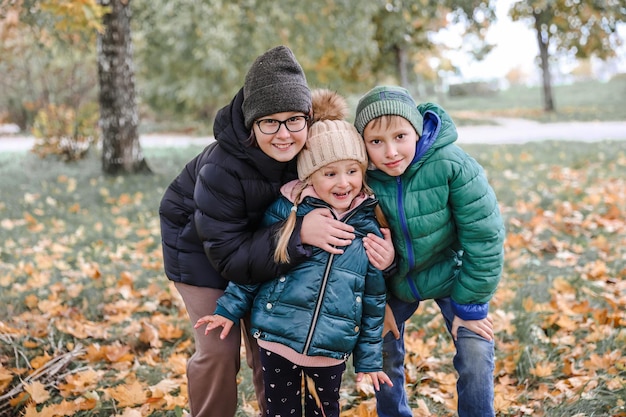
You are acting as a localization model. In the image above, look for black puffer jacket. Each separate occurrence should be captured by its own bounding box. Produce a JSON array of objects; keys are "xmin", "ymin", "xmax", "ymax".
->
[{"xmin": 159, "ymin": 88, "xmax": 307, "ymax": 289}]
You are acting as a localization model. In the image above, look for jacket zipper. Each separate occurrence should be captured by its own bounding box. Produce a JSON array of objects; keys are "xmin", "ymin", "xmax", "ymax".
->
[
  {"xmin": 396, "ymin": 177, "xmax": 421, "ymax": 300},
  {"xmin": 302, "ymin": 200, "xmax": 374, "ymax": 354}
]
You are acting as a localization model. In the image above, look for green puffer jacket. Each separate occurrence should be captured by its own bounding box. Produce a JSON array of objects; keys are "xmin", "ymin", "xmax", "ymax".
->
[{"xmin": 367, "ymin": 103, "xmax": 505, "ymax": 320}]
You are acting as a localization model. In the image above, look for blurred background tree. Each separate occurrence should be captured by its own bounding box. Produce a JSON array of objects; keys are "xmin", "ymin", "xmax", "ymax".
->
[
  {"xmin": 0, "ymin": 0, "xmax": 624, "ymax": 173},
  {"xmin": 0, "ymin": 0, "xmax": 103, "ymax": 131},
  {"xmin": 370, "ymin": 0, "xmax": 495, "ymax": 95},
  {"xmin": 510, "ymin": 0, "xmax": 625, "ymax": 112}
]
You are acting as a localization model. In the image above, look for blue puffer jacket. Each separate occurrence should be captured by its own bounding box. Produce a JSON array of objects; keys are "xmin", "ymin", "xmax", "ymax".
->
[
  {"xmin": 158, "ymin": 88, "xmax": 308, "ymax": 289},
  {"xmin": 366, "ymin": 103, "xmax": 505, "ymax": 320},
  {"xmin": 215, "ymin": 190, "xmax": 387, "ymax": 373}
]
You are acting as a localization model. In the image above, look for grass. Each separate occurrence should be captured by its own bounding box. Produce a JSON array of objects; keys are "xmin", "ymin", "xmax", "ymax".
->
[
  {"xmin": 1, "ymin": 139, "xmax": 625, "ymax": 417},
  {"xmin": 429, "ymin": 77, "xmax": 626, "ymax": 124},
  {"xmin": 1, "ymin": 79, "xmax": 625, "ymax": 416}
]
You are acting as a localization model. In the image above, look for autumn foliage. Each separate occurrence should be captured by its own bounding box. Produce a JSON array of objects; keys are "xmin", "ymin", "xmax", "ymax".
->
[{"xmin": 0, "ymin": 141, "xmax": 625, "ymax": 416}]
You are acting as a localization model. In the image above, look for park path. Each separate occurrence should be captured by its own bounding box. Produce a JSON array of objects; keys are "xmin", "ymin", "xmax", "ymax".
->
[
  {"xmin": 1, "ymin": 118, "xmax": 625, "ymax": 152},
  {"xmin": 456, "ymin": 118, "xmax": 626, "ymax": 144}
]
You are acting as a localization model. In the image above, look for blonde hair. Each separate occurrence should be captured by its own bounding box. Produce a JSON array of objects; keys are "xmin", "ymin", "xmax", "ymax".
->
[{"xmin": 273, "ymin": 170, "xmax": 387, "ymax": 264}]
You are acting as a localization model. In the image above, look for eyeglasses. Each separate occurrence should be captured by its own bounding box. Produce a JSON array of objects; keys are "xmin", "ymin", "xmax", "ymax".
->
[{"xmin": 255, "ymin": 115, "xmax": 309, "ymax": 135}]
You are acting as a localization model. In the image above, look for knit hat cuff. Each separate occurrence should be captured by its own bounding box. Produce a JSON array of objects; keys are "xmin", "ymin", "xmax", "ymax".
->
[
  {"xmin": 297, "ymin": 120, "xmax": 368, "ymax": 180},
  {"xmin": 244, "ymin": 82, "xmax": 311, "ymax": 129},
  {"xmin": 354, "ymin": 86, "xmax": 423, "ymax": 136}
]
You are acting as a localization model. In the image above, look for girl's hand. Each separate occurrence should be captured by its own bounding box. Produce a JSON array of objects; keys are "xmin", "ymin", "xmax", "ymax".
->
[
  {"xmin": 301, "ymin": 208, "xmax": 355, "ymax": 254},
  {"xmin": 363, "ymin": 228, "xmax": 394, "ymax": 270},
  {"xmin": 356, "ymin": 371, "xmax": 393, "ymax": 391},
  {"xmin": 452, "ymin": 315, "xmax": 494, "ymax": 341},
  {"xmin": 194, "ymin": 315, "xmax": 235, "ymax": 339}
]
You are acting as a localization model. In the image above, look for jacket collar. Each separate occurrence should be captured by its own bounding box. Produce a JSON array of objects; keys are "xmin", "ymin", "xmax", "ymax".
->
[{"xmin": 213, "ymin": 88, "xmax": 297, "ymax": 183}]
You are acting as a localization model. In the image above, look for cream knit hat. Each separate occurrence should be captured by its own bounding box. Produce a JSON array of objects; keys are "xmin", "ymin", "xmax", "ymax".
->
[{"xmin": 297, "ymin": 90, "xmax": 368, "ymax": 180}]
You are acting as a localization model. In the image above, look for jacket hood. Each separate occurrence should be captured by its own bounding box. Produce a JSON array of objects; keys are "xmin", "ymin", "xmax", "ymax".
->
[
  {"xmin": 419, "ymin": 102, "xmax": 458, "ymax": 150},
  {"xmin": 213, "ymin": 88, "xmax": 297, "ymax": 182}
]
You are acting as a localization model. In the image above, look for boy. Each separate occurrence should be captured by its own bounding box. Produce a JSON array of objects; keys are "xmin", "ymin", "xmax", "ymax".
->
[{"xmin": 355, "ymin": 86, "xmax": 505, "ymax": 417}]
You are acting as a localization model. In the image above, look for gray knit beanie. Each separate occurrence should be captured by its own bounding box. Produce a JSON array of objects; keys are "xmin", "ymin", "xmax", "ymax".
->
[
  {"xmin": 243, "ymin": 45, "xmax": 312, "ymax": 129},
  {"xmin": 354, "ymin": 85, "xmax": 423, "ymax": 136}
]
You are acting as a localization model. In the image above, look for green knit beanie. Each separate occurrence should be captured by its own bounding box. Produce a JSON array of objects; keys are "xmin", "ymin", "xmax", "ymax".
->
[
  {"xmin": 243, "ymin": 45, "xmax": 312, "ymax": 130},
  {"xmin": 354, "ymin": 86, "xmax": 423, "ymax": 136}
]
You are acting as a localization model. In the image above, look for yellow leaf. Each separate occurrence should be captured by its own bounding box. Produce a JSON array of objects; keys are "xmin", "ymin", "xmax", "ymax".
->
[
  {"xmin": 48, "ymin": 399, "xmax": 82, "ymax": 415},
  {"xmin": 522, "ymin": 297, "xmax": 536, "ymax": 312},
  {"xmin": 530, "ymin": 361, "xmax": 556, "ymax": 378},
  {"xmin": 552, "ymin": 277, "xmax": 575, "ymax": 294},
  {"xmin": 58, "ymin": 369, "xmax": 103, "ymax": 395},
  {"xmin": 0, "ymin": 365, "xmax": 14, "ymax": 392},
  {"xmin": 107, "ymin": 380, "xmax": 147, "ymax": 407},
  {"xmin": 606, "ymin": 375, "xmax": 626, "ymax": 391},
  {"xmin": 23, "ymin": 403, "xmax": 54, "ymax": 417},
  {"xmin": 166, "ymin": 353, "xmax": 188, "ymax": 375},
  {"xmin": 30, "ymin": 352, "xmax": 52, "ymax": 370},
  {"xmin": 103, "ymin": 343, "xmax": 134, "ymax": 363},
  {"xmin": 582, "ymin": 260, "xmax": 608, "ymax": 280},
  {"xmin": 305, "ymin": 375, "xmax": 323, "ymax": 411},
  {"xmin": 157, "ymin": 321, "xmax": 184, "ymax": 341},
  {"xmin": 149, "ymin": 378, "xmax": 178, "ymax": 397},
  {"xmin": 413, "ymin": 398, "xmax": 431, "ymax": 417},
  {"xmin": 24, "ymin": 380, "xmax": 51, "ymax": 404},
  {"xmin": 139, "ymin": 319, "xmax": 162, "ymax": 348},
  {"xmin": 68, "ymin": 202, "xmax": 81, "ymax": 213},
  {"xmin": 116, "ymin": 408, "xmax": 144, "ymax": 417},
  {"xmin": 9, "ymin": 391, "xmax": 28, "ymax": 407}
]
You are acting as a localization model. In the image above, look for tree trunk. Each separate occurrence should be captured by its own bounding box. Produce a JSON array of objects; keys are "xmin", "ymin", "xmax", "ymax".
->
[
  {"xmin": 97, "ymin": 0, "xmax": 151, "ymax": 175},
  {"xmin": 395, "ymin": 45, "xmax": 409, "ymax": 90},
  {"xmin": 534, "ymin": 12, "xmax": 555, "ymax": 112}
]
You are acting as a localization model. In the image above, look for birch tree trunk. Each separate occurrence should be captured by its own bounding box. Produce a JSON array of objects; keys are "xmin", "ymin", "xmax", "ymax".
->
[{"xmin": 97, "ymin": 0, "xmax": 151, "ymax": 175}]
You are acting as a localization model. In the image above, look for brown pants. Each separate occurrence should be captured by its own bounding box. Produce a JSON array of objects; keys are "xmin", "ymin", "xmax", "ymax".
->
[{"xmin": 175, "ymin": 282, "xmax": 266, "ymax": 417}]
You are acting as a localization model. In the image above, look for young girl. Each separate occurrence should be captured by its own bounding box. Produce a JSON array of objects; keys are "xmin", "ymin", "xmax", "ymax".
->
[{"xmin": 195, "ymin": 90, "xmax": 392, "ymax": 417}]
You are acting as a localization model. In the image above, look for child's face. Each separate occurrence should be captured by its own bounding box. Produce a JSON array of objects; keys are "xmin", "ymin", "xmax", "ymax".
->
[
  {"xmin": 362, "ymin": 116, "xmax": 418, "ymax": 177},
  {"xmin": 252, "ymin": 111, "xmax": 308, "ymax": 162},
  {"xmin": 309, "ymin": 160, "xmax": 364, "ymax": 214}
]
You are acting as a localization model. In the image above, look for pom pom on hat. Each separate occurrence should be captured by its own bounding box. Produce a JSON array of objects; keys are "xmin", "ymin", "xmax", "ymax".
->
[
  {"xmin": 354, "ymin": 85, "xmax": 423, "ymax": 136},
  {"xmin": 243, "ymin": 45, "xmax": 312, "ymax": 129},
  {"xmin": 297, "ymin": 89, "xmax": 368, "ymax": 180}
]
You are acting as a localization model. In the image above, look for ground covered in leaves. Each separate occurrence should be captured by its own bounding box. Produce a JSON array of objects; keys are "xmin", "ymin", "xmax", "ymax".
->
[{"xmin": 0, "ymin": 141, "xmax": 625, "ymax": 417}]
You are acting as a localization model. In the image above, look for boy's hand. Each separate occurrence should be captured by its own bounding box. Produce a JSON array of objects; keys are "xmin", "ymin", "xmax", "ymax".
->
[
  {"xmin": 452, "ymin": 315, "xmax": 494, "ymax": 341},
  {"xmin": 301, "ymin": 208, "xmax": 355, "ymax": 254},
  {"xmin": 194, "ymin": 315, "xmax": 235, "ymax": 339},
  {"xmin": 356, "ymin": 371, "xmax": 393, "ymax": 391},
  {"xmin": 363, "ymin": 228, "xmax": 394, "ymax": 270}
]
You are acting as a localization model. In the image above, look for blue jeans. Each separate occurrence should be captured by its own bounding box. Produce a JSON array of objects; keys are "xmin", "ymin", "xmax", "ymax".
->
[{"xmin": 375, "ymin": 296, "xmax": 495, "ymax": 417}]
